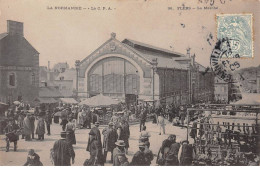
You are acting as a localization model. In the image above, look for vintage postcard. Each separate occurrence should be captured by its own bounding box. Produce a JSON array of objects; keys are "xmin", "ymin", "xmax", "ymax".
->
[{"xmin": 0, "ymin": 0, "xmax": 259, "ymax": 167}]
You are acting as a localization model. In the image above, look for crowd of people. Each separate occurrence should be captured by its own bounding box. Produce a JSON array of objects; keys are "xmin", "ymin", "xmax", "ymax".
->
[
  {"xmin": 3, "ymin": 104, "xmax": 53, "ymax": 152},
  {"xmin": 1, "ymin": 100, "xmax": 259, "ymax": 166}
]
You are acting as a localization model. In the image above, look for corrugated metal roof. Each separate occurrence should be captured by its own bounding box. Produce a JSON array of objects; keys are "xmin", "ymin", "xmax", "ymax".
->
[
  {"xmin": 122, "ymin": 38, "xmax": 186, "ymax": 57},
  {"xmin": 122, "ymin": 38, "xmax": 206, "ymax": 71},
  {"xmin": 125, "ymin": 44, "xmax": 188, "ymax": 69}
]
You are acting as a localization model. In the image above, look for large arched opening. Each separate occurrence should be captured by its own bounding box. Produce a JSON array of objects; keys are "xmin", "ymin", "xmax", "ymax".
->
[{"xmin": 87, "ymin": 56, "xmax": 140, "ymax": 100}]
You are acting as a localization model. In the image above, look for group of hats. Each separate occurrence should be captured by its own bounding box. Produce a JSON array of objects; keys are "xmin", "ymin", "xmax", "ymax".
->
[
  {"xmin": 108, "ymin": 122, "xmax": 114, "ymax": 126},
  {"xmin": 114, "ymin": 140, "xmax": 145, "ymax": 147}
]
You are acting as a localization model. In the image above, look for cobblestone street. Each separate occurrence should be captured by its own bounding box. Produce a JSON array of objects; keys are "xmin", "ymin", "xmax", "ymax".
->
[{"xmin": 0, "ymin": 120, "xmax": 191, "ymax": 166}]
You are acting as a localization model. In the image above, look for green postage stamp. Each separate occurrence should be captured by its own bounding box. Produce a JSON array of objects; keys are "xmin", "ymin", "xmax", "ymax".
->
[{"xmin": 216, "ymin": 14, "xmax": 253, "ymax": 58}]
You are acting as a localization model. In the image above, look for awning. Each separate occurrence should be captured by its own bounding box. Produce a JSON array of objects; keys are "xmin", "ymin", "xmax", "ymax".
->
[
  {"xmin": 59, "ymin": 98, "xmax": 78, "ymax": 104},
  {"xmin": 79, "ymin": 94, "xmax": 119, "ymax": 107},
  {"xmin": 34, "ymin": 98, "xmax": 58, "ymax": 104},
  {"xmin": 0, "ymin": 102, "xmax": 8, "ymax": 106},
  {"xmin": 231, "ymin": 93, "xmax": 260, "ymax": 105}
]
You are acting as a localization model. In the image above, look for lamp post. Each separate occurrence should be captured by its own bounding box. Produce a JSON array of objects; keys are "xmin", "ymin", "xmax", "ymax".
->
[
  {"xmin": 152, "ymin": 58, "xmax": 158, "ymax": 105},
  {"xmin": 75, "ymin": 60, "xmax": 80, "ymax": 99}
]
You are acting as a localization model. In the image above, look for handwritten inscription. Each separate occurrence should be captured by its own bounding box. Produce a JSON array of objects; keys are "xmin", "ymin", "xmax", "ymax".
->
[{"xmin": 198, "ymin": 0, "xmax": 231, "ymax": 6}]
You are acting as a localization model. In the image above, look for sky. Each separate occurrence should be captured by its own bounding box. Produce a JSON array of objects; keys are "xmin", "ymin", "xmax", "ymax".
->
[{"xmin": 0, "ymin": 0, "xmax": 259, "ymax": 69}]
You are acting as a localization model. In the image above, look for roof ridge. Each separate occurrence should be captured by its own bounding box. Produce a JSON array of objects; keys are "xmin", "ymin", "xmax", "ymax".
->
[{"xmin": 123, "ymin": 38, "xmax": 185, "ymax": 57}]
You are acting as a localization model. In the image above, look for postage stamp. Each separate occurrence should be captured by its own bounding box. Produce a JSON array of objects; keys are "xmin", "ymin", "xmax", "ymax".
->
[{"xmin": 216, "ymin": 14, "xmax": 253, "ymax": 58}]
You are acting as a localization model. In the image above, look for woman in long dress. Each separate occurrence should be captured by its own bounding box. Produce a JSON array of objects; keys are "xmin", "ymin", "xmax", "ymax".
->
[
  {"xmin": 35, "ymin": 116, "xmax": 45, "ymax": 140},
  {"xmin": 65, "ymin": 116, "xmax": 76, "ymax": 146}
]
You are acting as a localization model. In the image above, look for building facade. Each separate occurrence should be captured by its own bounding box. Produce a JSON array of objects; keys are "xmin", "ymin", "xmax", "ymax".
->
[
  {"xmin": 214, "ymin": 77, "xmax": 229, "ymax": 103},
  {"xmin": 39, "ymin": 65, "xmax": 75, "ymax": 98},
  {"xmin": 0, "ymin": 20, "xmax": 39, "ymax": 104},
  {"xmin": 78, "ymin": 33, "xmax": 214, "ymax": 106}
]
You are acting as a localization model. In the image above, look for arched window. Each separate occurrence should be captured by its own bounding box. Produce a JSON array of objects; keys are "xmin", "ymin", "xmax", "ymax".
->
[{"xmin": 8, "ymin": 72, "xmax": 16, "ymax": 88}]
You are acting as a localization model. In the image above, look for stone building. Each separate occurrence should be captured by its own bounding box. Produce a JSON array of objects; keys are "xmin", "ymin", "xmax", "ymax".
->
[
  {"xmin": 39, "ymin": 65, "xmax": 75, "ymax": 98},
  {"xmin": 214, "ymin": 77, "xmax": 229, "ymax": 103},
  {"xmin": 78, "ymin": 33, "xmax": 214, "ymax": 106},
  {"xmin": 0, "ymin": 20, "xmax": 39, "ymax": 104}
]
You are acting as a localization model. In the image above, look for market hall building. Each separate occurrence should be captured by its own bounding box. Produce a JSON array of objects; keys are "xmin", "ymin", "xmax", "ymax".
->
[{"xmin": 78, "ymin": 33, "xmax": 214, "ymax": 106}]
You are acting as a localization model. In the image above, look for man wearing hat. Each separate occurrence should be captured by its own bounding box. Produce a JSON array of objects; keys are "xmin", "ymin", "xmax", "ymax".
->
[
  {"xmin": 86, "ymin": 129, "xmax": 103, "ymax": 166},
  {"xmin": 130, "ymin": 142, "xmax": 147, "ymax": 166},
  {"xmin": 4, "ymin": 118, "xmax": 20, "ymax": 152},
  {"xmin": 88, "ymin": 122, "xmax": 102, "ymax": 146},
  {"xmin": 178, "ymin": 140, "xmax": 195, "ymax": 166},
  {"xmin": 179, "ymin": 106, "xmax": 186, "ymax": 128},
  {"xmin": 139, "ymin": 107, "xmax": 148, "ymax": 132},
  {"xmin": 60, "ymin": 109, "xmax": 68, "ymax": 131},
  {"xmin": 144, "ymin": 141, "xmax": 154, "ymax": 166},
  {"xmin": 117, "ymin": 119, "xmax": 130, "ymax": 154},
  {"xmin": 45, "ymin": 110, "xmax": 52, "ymax": 135},
  {"xmin": 84, "ymin": 106, "xmax": 92, "ymax": 129},
  {"xmin": 166, "ymin": 135, "xmax": 180, "ymax": 166},
  {"xmin": 102, "ymin": 122, "xmax": 118, "ymax": 163},
  {"xmin": 159, "ymin": 135, "xmax": 176, "ymax": 161},
  {"xmin": 52, "ymin": 131, "xmax": 75, "ymax": 166},
  {"xmin": 113, "ymin": 140, "xmax": 128, "ymax": 166}
]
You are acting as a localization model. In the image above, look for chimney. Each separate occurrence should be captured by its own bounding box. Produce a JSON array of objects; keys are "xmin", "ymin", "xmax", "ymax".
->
[
  {"xmin": 186, "ymin": 47, "xmax": 191, "ymax": 58},
  {"xmin": 7, "ymin": 20, "xmax": 24, "ymax": 36},
  {"xmin": 191, "ymin": 54, "xmax": 196, "ymax": 66},
  {"xmin": 48, "ymin": 61, "xmax": 50, "ymax": 71}
]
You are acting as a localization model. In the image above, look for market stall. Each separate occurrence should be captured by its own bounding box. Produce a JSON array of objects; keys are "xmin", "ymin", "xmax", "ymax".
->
[
  {"xmin": 186, "ymin": 105, "xmax": 260, "ymax": 165},
  {"xmin": 79, "ymin": 94, "xmax": 120, "ymax": 107},
  {"xmin": 59, "ymin": 98, "xmax": 78, "ymax": 104}
]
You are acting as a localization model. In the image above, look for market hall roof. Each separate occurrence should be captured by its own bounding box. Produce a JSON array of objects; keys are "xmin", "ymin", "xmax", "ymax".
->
[
  {"xmin": 122, "ymin": 39, "xmax": 186, "ymax": 58},
  {"xmin": 79, "ymin": 34, "xmax": 207, "ymax": 77},
  {"xmin": 122, "ymin": 39, "xmax": 205, "ymax": 70}
]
